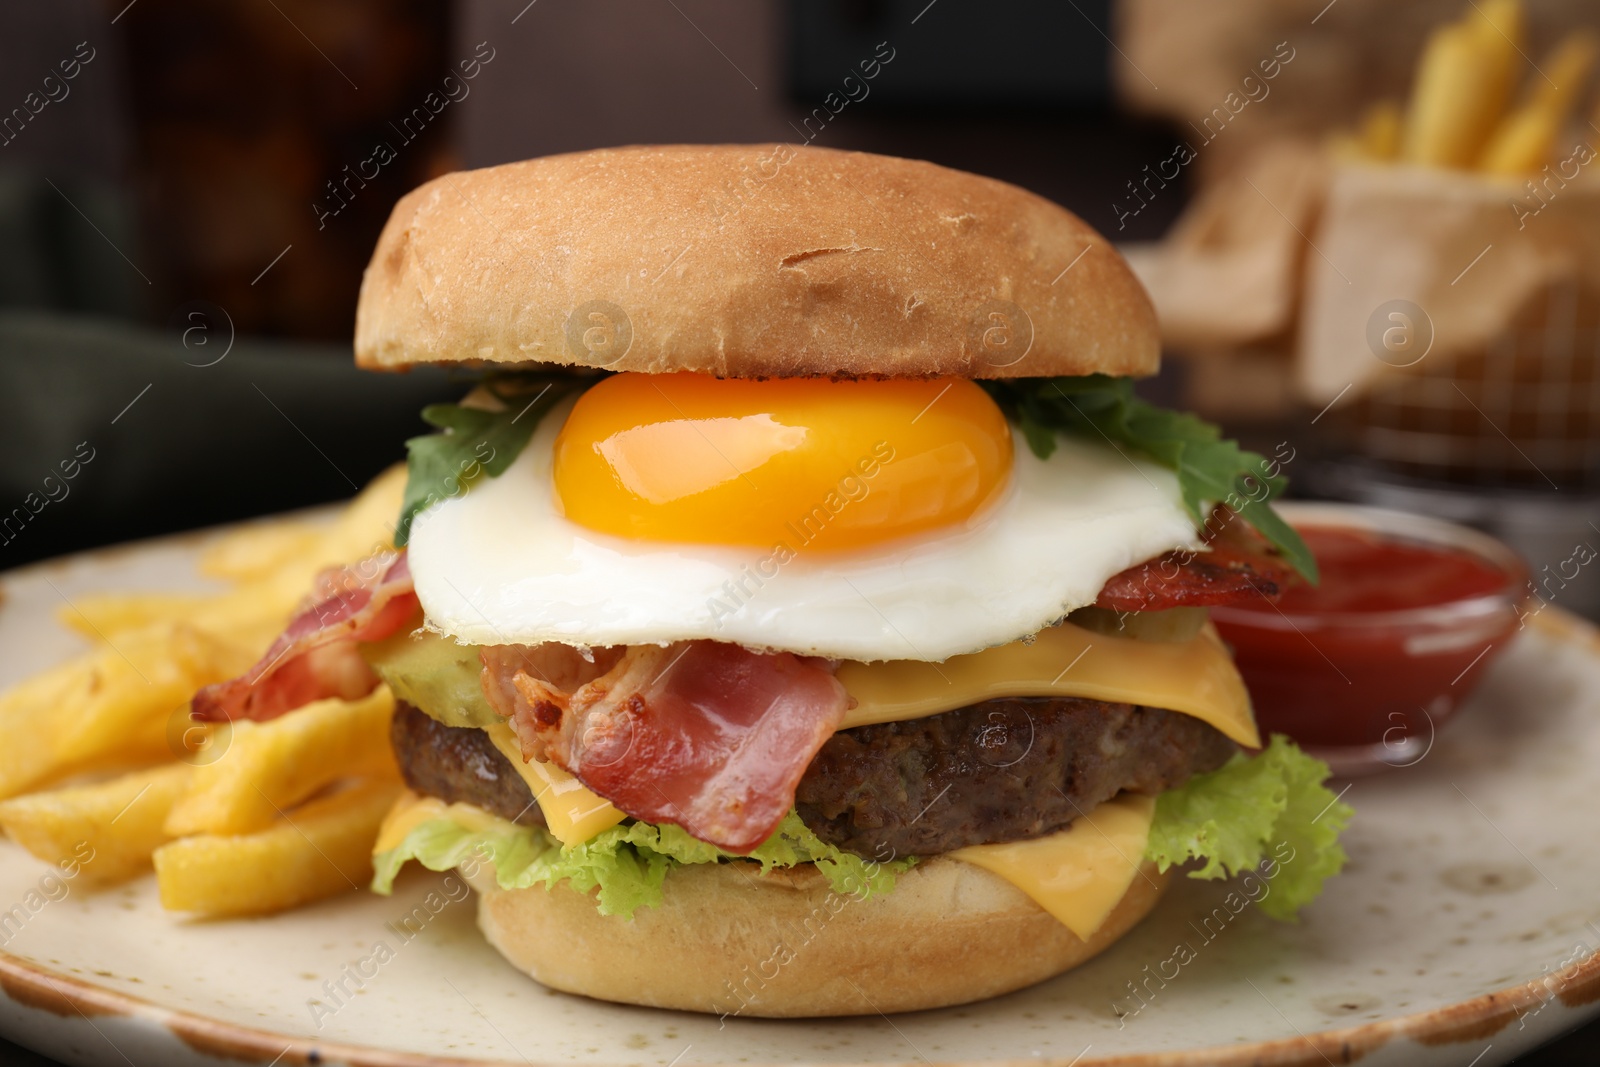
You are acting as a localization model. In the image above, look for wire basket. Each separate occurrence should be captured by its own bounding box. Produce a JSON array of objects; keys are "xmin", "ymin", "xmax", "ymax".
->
[{"xmin": 1343, "ymin": 281, "xmax": 1600, "ymax": 487}]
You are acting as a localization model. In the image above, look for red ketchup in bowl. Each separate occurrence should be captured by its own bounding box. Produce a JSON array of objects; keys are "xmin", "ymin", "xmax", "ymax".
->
[{"xmin": 1210, "ymin": 504, "xmax": 1528, "ymax": 776}]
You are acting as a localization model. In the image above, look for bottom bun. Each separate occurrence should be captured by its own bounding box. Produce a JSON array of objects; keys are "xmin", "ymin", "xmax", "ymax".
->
[{"xmin": 466, "ymin": 855, "xmax": 1169, "ymax": 1017}]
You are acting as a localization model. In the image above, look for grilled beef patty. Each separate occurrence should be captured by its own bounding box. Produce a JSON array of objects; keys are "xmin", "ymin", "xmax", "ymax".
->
[
  {"xmin": 390, "ymin": 697, "xmax": 1236, "ymax": 855},
  {"xmin": 390, "ymin": 702, "xmax": 546, "ymax": 827},
  {"xmin": 794, "ymin": 698, "xmax": 1235, "ymax": 855}
]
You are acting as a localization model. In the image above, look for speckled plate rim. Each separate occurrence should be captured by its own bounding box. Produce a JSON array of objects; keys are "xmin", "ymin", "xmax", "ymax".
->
[
  {"xmin": 2, "ymin": 538, "xmax": 1599, "ymax": 1067},
  {"xmin": 4, "ymin": 922, "xmax": 1598, "ymax": 1067}
]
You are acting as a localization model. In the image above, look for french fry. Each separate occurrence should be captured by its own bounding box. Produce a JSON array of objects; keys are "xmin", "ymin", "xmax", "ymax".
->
[
  {"xmin": 0, "ymin": 763, "xmax": 191, "ymax": 884},
  {"xmin": 311, "ymin": 462, "xmax": 406, "ymax": 575},
  {"xmin": 0, "ymin": 654, "xmax": 128, "ymax": 799},
  {"xmin": 207, "ymin": 463, "xmax": 408, "ymax": 646},
  {"xmin": 55, "ymin": 584, "xmax": 298, "ymax": 657},
  {"xmin": 15, "ymin": 636, "xmax": 162, "ymax": 797},
  {"xmin": 72, "ymin": 712, "xmax": 195, "ymax": 776},
  {"xmin": 154, "ymin": 779, "xmax": 402, "ymax": 916},
  {"xmin": 182, "ymin": 581, "xmax": 307, "ymax": 655},
  {"xmin": 55, "ymin": 594, "xmax": 213, "ymax": 645},
  {"xmin": 1402, "ymin": 24, "xmax": 1481, "ymax": 166},
  {"xmin": 55, "ymin": 464, "xmax": 407, "ymax": 665},
  {"xmin": 200, "ymin": 463, "xmax": 403, "ymax": 587},
  {"xmin": 1466, "ymin": 0, "xmax": 1524, "ymax": 126},
  {"xmin": 1359, "ymin": 100, "xmax": 1404, "ymax": 161},
  {"xmin": 0, "ymin": 461, "xmax": 411, "ymax": 911},
  {"xmin": 1530, "ymin": 30, "xmax": 1596, "ymax": 112},
  {"xmin": 198, "ymin": 521, "xmax": 327, "ymax": 583},
  {"xmin": 0, "ymin": 623, "xmax": 252, "ymax": 799},
  {"xmin": 53, "ymin": 624, "xmax": 253, "ymax": 767},
  {"xmin": 0, "ymin": 665, "xmax": 93, "ymax": 800},
  {"xmin": 1469, "ymin": 0, "xmax": 1521, "ymax": 38},
  {"xmin": 183, "ymin": 464, "xmax": 408, "ymax": 648},
  {"xmin": 0, "ymin": 458, "xmax": 408, "ymax": 802},
  {"xmin": 165, "ymin": 687, "xmax": 398, "ymax": 836},
  {"xmin": 1480, "ymin": 31, "xmax": 1598, "ymax": 174},
  {"xmin": 1402, "ymin": 2, "xmax": 1522, "ymax": 168},
  {"xmin": 1481, "ymin": 104, "xmax": 1567, "ymax": 174}
]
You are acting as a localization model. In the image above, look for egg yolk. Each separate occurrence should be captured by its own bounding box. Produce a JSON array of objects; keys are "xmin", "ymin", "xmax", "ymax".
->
[{"xmin": 552, "ymin": 373, "xmax": 1014, "ymax": 552}]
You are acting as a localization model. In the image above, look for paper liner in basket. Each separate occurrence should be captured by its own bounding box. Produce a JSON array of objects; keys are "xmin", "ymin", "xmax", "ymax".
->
[{"xmin": 1297, "ymin": 159, "xmax": 1600, "ymax": 402}]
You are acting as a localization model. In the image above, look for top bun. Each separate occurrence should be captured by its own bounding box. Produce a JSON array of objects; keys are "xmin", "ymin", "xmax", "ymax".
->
[{"xmin": 355, "ymin": 145, "xmax": 1158, "ymax": 380}]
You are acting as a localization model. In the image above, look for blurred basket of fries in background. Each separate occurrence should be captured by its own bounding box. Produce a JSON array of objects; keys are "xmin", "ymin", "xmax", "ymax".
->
[
  {"xmin": 1119, "ymin": 0, "xmax": 1600, "ymax": 613},
  {"xmin": 1114, "ymin": 0, "xmax": 1600, "ymax": 179},
  {"xmin": 0, "ymin": 468, "xmax": 408, "ymax": 917},
  {"xmin": 1306, "ymin": 1, "xmax": 1600, "ymax": 488}
]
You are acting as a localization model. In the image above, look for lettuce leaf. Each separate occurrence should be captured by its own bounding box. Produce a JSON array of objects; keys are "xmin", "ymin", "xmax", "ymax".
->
[
  {"xmin": 1145, "ymin": 735, "xmax": 1351, "ymax": 920},
  {"xmin": 980, "ymin": 376, "xmax": 1318, "ymax": 583},
  {"xmin": 372, "ymin": 809, "xmax": 913, "ymax": 920},
  {"xmin": 395, "ymin": 375, "xmax": 582, "ymax": 546}
]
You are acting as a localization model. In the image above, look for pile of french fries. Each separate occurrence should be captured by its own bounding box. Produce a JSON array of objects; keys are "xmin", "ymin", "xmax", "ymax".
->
[
  {"xmin": 0, "ymin": 467, "xmax": 410, "ymax": 917},
  {"xmin": 1335, "ymin": 0, "xmax": 1598, "ymax": 176}
]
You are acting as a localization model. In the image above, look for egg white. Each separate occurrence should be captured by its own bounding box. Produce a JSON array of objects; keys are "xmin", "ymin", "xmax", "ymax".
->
[{"xmin": 407, "ymin": 396, "xmax": 1201, "ymax": 662}]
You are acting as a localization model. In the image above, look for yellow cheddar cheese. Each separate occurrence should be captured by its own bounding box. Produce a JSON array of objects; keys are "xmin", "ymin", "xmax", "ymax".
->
[
  {"xmin": 482, "ymin": 723, "xmax": 626, "ymax": 846},
  {"xmin": 374, "ymin": 790, "xmax": 496, "ymax": 855},
  {"xmin": 951, "ymin": 793, "xmax": 1157, "ymax": 940},
  {"xmin": 838, "ymin": 621, "xmax": 1259, "ymax": 748}
]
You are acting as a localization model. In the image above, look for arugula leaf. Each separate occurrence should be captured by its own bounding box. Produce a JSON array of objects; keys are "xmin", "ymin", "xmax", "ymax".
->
[
  {"xmin": 394, "ymin": 376, "xmax": 582, "ymax": 546},
  {"xmin": 1145, "ymin": 735, "xmax": 1351, "ymax": 920},
  {"xmin": 980, "ymin": 376, "xmax": 1318, "ymax": 583}
]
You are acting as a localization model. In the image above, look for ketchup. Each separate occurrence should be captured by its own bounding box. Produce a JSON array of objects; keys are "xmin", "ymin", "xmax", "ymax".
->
[
  {"xmin": 1211, "ymin": 523, "xmax": 1525, "ymax": 758},
  {"xmin": 1272, "ymin": 528, "xmax": 1510, "ymax": 614}
]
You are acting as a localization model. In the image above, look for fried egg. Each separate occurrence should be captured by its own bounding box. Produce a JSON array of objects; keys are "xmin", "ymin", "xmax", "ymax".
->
[{"xmin": 407, "ymin": 375, "xmax": 1199, "ymax": 661}]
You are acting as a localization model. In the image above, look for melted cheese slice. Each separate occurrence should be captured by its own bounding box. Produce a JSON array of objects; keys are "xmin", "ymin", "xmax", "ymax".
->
[
  {"xmin": 951, "ymin": 793, "xmax": 1157, "ymax": 940},
  {"xmin": 482, "ymin": 723, "xmax": 626, "ymax": 846},
  {"xmin": 374, "ymin": 790, "xmax": 499, "ymax": 854},
  {"xmin": 837, "ymin": 621, "xmax": 1260, "ymax": 748}
]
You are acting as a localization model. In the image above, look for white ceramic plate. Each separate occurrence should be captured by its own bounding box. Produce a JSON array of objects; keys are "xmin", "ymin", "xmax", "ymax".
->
[{"xmin": 1, "ymin": 521, "xmax": 1598, "ymax": 1067}]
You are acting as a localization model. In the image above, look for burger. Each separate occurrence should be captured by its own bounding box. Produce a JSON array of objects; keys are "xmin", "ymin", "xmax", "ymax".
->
[{"xmin": 193, "ymin": 145, "xmax": 1350, "ymax": 1018}]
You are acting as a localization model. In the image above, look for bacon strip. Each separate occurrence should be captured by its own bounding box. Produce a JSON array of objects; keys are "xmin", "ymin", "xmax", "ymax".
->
[
  {"xmin": 479, "ymin": 642, "xmax": 622, "ymax": 758},
  {"xmin": 1094, "ymin": 507, "xmax": 1299, "ymax": 612},
  {"xmin": 489, "ymin": 641, "xmax": 850, "ymax": 853},
  {"xmin": 191, "ymin": 550, "xmax": 419, "ymax": 722}
]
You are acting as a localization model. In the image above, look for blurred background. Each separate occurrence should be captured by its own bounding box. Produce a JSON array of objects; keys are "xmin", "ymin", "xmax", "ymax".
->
[
  {"xmin": 1, "ymin": 1, "xmax": 1599, "ymax": 1062},
  {"xmin": 3, "ymin": 0, "xmax": 1598, "ymax": 623}
]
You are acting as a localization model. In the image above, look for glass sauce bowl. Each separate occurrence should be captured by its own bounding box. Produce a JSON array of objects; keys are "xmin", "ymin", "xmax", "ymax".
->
[{"xmin": 1210, "ymin": 503, "xmax": 1529, "ymax": 777}]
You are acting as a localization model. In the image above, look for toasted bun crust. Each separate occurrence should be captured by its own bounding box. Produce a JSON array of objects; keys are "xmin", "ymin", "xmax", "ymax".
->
[
  {"xmin": 465, "ymin": 856, "xmax": 1168, "ymax": 1017},
  {"xmin": 355, "ymin": 145, "xmax": 1158, "ymax": 380}
]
